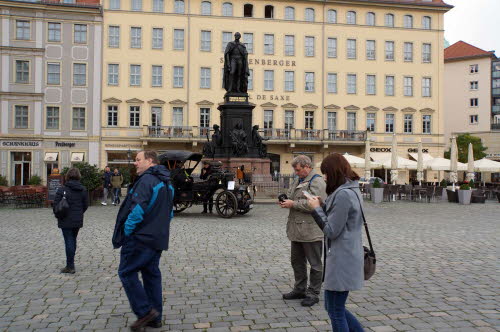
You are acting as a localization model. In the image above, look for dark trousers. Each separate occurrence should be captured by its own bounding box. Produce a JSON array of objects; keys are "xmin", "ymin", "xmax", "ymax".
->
[
  {"xmin": 291, "ymin": 240, "xmax": 323, "ymax": 298},
  {"xmin": 325, "ymin": 290, "xmax": 364, "ymax": 332},
  {"xmin": 118, "ymin": 237, "xmax": 163, "ymax": 320},
  {"xmin": 203, "ymin": 196, "xmax": 213, "ymax": 212},
  {"xmin": 112, "ymin": 188, "xmax": 121, "ymax": 204},
  {"xmin": 61, "ymin": 228, "xmax": 80, "ymax": 269}
]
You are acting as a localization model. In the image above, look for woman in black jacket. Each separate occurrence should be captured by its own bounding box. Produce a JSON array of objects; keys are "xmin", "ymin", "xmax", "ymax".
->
[{"xmin": 53, "ymin": 168, "xmax": 88, "ymax": 274}]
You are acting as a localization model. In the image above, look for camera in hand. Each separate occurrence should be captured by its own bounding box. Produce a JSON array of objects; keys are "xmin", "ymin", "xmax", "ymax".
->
[{"xmin": 278, "ymin": 193, "xmax": 288, "ymax": 203}]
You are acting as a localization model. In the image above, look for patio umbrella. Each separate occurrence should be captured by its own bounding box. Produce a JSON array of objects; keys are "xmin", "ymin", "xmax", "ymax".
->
[
  {"xmin": 364, "ymin": 137, "xmax": 371, "ymax": 179},
  {"xmin": 390, "ymin": 134, "xmax": 398, "ymax": 184},
  {"xmin": 416, "ymin": 140, "xmax": 424, "ymax": 185},
  {"xmin": 474, "ymin": 158, "xmax": 500, "ymax": 185},
  {"xmin": 465, "ymin": 143, "xmax": 475, "ymax": 182},
  {"xmin": 377, "ymin": 157, "xmax": 418, "ymax": 170},
  {"xmin": 342, "ymin": 153, "xmax": 366, "ymax": 168},
  {"xmin": 424, "ymin": 157, "xmax": 467, "ymax": 171},
  {"xmin": 449, "ymin": 136, "xmax": 458, "ymax": 191}
]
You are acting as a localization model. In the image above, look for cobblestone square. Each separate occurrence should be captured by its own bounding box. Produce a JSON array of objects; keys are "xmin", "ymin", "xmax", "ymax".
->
[{"xmin": 0, "ymin": 201, "xmax": 498, "ymax": 332}]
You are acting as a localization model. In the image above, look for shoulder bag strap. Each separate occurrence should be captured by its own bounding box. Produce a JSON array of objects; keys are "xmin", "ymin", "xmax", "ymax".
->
[
  {"xmin": 349, "ymin": 188, "xmax": 375, "ymax": 255},
  {"xmin": 308, "ymin": 174, "xmax": 321, "ymax": 191}
]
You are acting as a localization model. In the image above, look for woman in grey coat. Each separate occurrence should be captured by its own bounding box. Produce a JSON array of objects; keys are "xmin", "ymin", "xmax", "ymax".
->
[{"xmin": 307, "ymin": 153, "xmax": 365, "ymax": 332}]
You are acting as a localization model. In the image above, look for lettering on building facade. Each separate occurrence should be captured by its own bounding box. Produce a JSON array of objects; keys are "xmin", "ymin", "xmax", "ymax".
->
[
  {"xmin": 1, "ymin": 141, "xmax": 41, "ymax": 147},
  {"xmin": 55, "ymin": 142, "xmax": 76, "ymax": 148},
  {"xmin": 220, "ymin": 58, "xmax": 297, "ymax": 67},
  {"xmin": 370, "ymin": 148, "xmax": 430, "ymax": 153}
]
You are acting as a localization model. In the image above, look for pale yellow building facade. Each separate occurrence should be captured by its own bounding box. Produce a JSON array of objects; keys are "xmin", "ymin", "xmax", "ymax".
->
[{"xmin": 100, "ymin": 0, "xmax": 451, "ymax": 181}]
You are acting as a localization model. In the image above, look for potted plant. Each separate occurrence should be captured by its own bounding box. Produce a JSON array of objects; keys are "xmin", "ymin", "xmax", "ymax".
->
[
  {"xmin": 0, "ymin": 175, "xmax": 7, "ymax": 187},
  {"xmin": 371, "ymin": 178, "xmax": 384, "ymax": 204},
  {"xmin": 28, "ymin": 175, "xmax": 42, "ymax": 186},
  {"xmin": 439, "ymin": 179, "xmax": 448, "ymax": 200},
  {"xmin": 458, "ymin": 183, "xmax": 472, "ymax": 205}
]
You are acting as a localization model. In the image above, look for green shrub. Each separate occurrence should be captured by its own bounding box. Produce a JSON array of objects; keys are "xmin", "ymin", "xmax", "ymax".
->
[
  {"xmin": 28, "ymin": 175, "xmax": 42, "ymax": 185},
  {"xmin": 440, "ymin": 179, "xmax": 448, "ymax": 187},
  {"xmin": 372, "ymin": 178, "xmax": 381, "ymax": 188},
  {"xmin": 460, "ymin": 183, "xmax": 471, "ymax": 190},
  {"xmin": 61, "ymin": 162, "xmax": 103, "ymax": 192},
  {"xmin": 468, "ymin": 179, "xmax": 475, "ymax": 188},
  {"xmin": 0, "ymin": 175, "xmax": 8, "ymax": 186}
]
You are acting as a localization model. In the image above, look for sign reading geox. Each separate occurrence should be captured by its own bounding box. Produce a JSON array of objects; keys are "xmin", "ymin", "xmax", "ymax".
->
[{"xmin": 1, "ymin": 141, "xmax": 41, "ymax": 147}]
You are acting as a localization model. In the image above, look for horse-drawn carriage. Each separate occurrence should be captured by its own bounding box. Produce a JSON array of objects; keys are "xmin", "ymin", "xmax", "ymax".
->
[{"xmin": 158, "ymin": 150, "xmax": 253, "ymax": 218}]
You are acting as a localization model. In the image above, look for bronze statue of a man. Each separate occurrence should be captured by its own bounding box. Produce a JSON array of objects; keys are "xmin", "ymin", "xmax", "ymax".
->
[{"xmin": 223, "ymin": 32, "xmax": 250, "ymax": 93}]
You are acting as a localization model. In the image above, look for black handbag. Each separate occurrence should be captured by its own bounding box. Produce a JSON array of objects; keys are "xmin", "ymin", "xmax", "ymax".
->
[
  {"xmin": 352, "ymin": 189, "xmax": 376, "ymax": 280},
  {"xmin": 54, "ymin": 189, "xmax": 69, "ymax": 219}
]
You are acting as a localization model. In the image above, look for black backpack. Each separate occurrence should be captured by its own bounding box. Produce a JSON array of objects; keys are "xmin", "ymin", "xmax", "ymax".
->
[{"xmin": 54, "ymin": 189, "xmax": 70, "ymax": 219}]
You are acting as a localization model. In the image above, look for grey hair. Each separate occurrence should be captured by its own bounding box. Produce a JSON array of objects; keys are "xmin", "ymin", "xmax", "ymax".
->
[{"xmin": 291, "ymin": 155, "xmax": 312, "ymax": 168}]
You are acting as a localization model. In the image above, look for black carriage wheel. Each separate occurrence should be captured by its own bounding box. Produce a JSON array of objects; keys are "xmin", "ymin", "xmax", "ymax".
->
[
  {"xmin": 174, "ymin": 201, "xmax": 191, "ymax": 214},
  {"xmin": 215, "ymin": 191, "xmax": 238, "ymax": 218}
]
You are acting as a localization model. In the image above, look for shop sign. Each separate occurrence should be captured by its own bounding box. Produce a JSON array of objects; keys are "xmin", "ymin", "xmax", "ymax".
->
[
  {"xmin": 1, "ymin": 140, "xmax": 41, "ymax": 147},
  {"xmin": 250, "ymin": 94, "xmax": 291, "ymax": 101},
  {"xmin": 370, "ymin": 148, "xmax": 429, "ymax": 153},
  {"xmin": 105, "ymin": 144, "xmax": 142, "ymax": 148},
  {"xmin": 220, "ymin": 57, "xmax": 297, "ymax": 67},
  {"xmin": 407, "ymin": 148, "xmax": 429, "ymax": 153},
  {"xmin": 55, "ymin": 142, "xmax": 76, "ymax": 148}
]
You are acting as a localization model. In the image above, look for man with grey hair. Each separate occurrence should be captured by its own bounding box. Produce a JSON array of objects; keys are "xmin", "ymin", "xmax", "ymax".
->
[{"xmin": 279, "ymin": 155, "xmax": 327, "ymax": 307}]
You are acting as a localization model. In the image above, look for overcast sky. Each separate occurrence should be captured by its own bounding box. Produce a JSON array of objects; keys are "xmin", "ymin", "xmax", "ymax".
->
[{"xmin": 444, "ymin": 0, "xmax": 500, "ymax": 53}]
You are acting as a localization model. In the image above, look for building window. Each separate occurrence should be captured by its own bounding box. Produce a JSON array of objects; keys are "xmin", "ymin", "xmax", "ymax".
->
[
  {"xmin": 46, "ymin": 106, "xmax": 60, "ymax": 129},
  {"xmin": 129, "ymin": 64, "xmax": 141, "ymax": 86},
  {"xmin": 73, "ymin": 63, "xmax": 86, "ymax": 86},
  {"xmin": 108, "ymin": 26, "xmax": 120, "ymax": 48},
  {"xmin": 130, "ymin": 27, "xmax": 141, "ymax": 48},
  {"xmin": 366, "ymin": 40, "xmax": 376, "ymax": 60},
  {"xmin": 174, "ymin": 29, "xmax": 184, "ymax": 50},
  {"xmin": 284, "ymin": 71, "xmax": 295, "ymax": 92},
  {"xmin": 244, "ymin": 3, "xmax": 253, "ymax": 17},
  {"xmin": 151, "ymin": 107, "xmax": 162, "ymax": 127},
  {"xmin": 200, "ymin": 67, "xmax": 211, "ymax": 89},
  {"xmin": 200, "ymin": 30, "xmax": 211, "ymax": 51},
  {"xmin": 385, "ymin": 41, "xmax": 395, "ymax": 61},
  {"xmin": 422, "ymin": 115, "xmax": 431, "ymax": 134},
  {"xmin": 347, "ymin": 74, "xmax": 357, "ymax": 94},
  {"xmin": 285, "ymin": 6, "xmax": 295, "ymax": 20},
  {"xmin": 201, "ymin": 1, "xmax": 211, "ymax": 15},
  {"xmin": 153, "ymin": 0, "xmax": 163, "ymax": 12},
  {"xmin": 131, "ymin": 0, "xmax": 142, "ymax": 11},
  {"xmin": 346, "ymin": 11, "xmax": 356, "ymax": 24},
  {"xmin": 403, "ymin": 15, "xmax": 413, "ymax": 28},
  {"xmin": 264, "ymin": 34, "xmax": 274, "ymax": 55},
  {"xmin": 305, "ymin": 8, "xmax": 315, "ymax": 22},
  {"xmin": 423, "ymin": 43, "xmax": 431, "ymax": 63},
  {"xmin": 469, "ymin": 115, "xmax": 478, "ymax": 124},
  {"xmin": 327, "ymin": 112, "xmax": 336, "ymax": 131},
  {"xmin": 404, "ymin": 76, "xmax": 413, "ymax": 96},
  {"xmin": 152, "ymin": 28, "xmax": 163, "ymax": 49},
  {"xmin": 305, "ymin": 36, "xmax": 314, "ymax": 57},
  {"xmin": 327, "ymin": 73, "xmax": 337, "ymax": 93},
  {"xmin": 385, "ymin": 13, "xmax": 394, "ymax": 27},
  {"xmin": 470, "ymin": 98, "xmax": 478, "ymax": 107},
  {"xmin": 422, "ymin": 77, "xmax": 431, "ymax": 97},
  {"xmin": 47, "ymin": 63, "xmax": 60, "ymax": 85},
  {"xmin": 152, "ymin": 65, "xmax": 163, "ymax": 87},
  {"xmin": 173, "ymin": 107, "xmax": 183, "ymax": 126},
  {"xmin": 404, "ymin": 42, "xmax": 413, "ymax": 62},
  {"xmin": 265, "ymin": 5, "xmax": 274, "ymax": 19},
  {"xmin": 74, "ymin": 24, "xmax": 87, "ymax": 43},
  {"xmin": 107, "ymin": 105, "xmax": 118, "ymax": 126},
  {"xmin": 285, "ymin": 110, "xmax": 294, "ymax": 132},
  {"xmin": 305, "ymin": 111, "xmax": 314, "ymax": 129},
  {"xmin": 173, "ymin": 66, "xmax": 184, "ymax": 87},
  {"xmin": 72, "ymin": 107, "xmax": 85, "ymax": 130},
  {"xmin": 327, "ymin": 37, "xmax": 337, "ymax": 58},
  {"xmin": 347, "ymin": 39, "xmax": 356, "ymax": 59},
  {"xmin": 110, "ymin": 0, "xmax": 120, "ymax": 9},
  {"xmin": 366, "ymin": 113, "xmax": 375, "ymax": 132},
  {"xmin": 14, "ymin": 105, "xmax": 28, "ymax": 129},
  {"xmin": 222, "ymin": 31, "xmax": 232, "ymax": 52},
  {"xmin": 16, "ymin": 20, "xmax": 30, "ymax": 40},
  {"xmin": 404, "ymin": 114, "xmax": 413, "ymax": 133},
  {"xmin": 385, "ymin": 113, "xmax": 394, "ymax": 133},
  {"xmin": 470, "ymin": 64, "xmax": 479, "ymax": 73},
  {"xmin": 108, "ymin": 63, "xmax": 119, "ymax": 85},
  {"xmin": 248, "ymin": 69, "xmax": 253, "ymax": 90},
  {"xmin": 48, "ymin": 23, "xmax": 61, "ymax": 42},
  {"xmin": 174, "ymin": 0, "xmax": 184, "ymax": 13},
  {"xmin": 264, "ymin": 110, "xmax": 273, "ymax": 129},
  {"xmin": 366, "ymin": 12, "xmax": 375, "ymax": 26},
  {"xmin": 347, "ymin": 112, "xmax": 356, "ymax": 130},
  {"xmin": 385, "ymin": 75, "xmax": 395, "ymax": 96},
  {"xmin": 422, "ymin": 16, "xmax": 431, "ymax": 29},
  {"xmin": 264, "ymin": 70, "xmax": 274, "ymax": 91},
  {"xmin": 243, "ymin": 33, "xmax": 253, "ymax": 53},
  {"xmin": 284, "ymin": 35, "xmax": 294, "ymax": 56},
  {"xmin": 327, "ymin": 9, "xmax": 337, "ymax": 23},
  {"xmin": 470, "ymin": 81, "xmax": 479, "ymax": 90},
  {"xmin": 129, "ymin": 106, "xmax": 140, "ymax": 127},
  {"xmin": 366, "ymin": 75, "xmax": 376, "ymax": 95},
  {"xmin": 305, "ymin": 72, "xmax": 314, "ymax": 92},
  {"xmin": 200, "ymin": 107, "xmax": 210, "ymax": 129},
  {"xmin": 220, "ymin": 2, "xmax": 233, "ymax": 16}
]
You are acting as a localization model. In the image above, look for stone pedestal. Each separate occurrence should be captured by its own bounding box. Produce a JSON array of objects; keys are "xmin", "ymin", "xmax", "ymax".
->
[{"xmin": 204, "ymin": 157, "xmax": 272, "ymax": 182}]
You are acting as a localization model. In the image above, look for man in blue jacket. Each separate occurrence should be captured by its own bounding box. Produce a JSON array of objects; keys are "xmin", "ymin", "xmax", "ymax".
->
[{"xmin": 112, "ymin": 150, "xmax": 174, "ymax": 331}]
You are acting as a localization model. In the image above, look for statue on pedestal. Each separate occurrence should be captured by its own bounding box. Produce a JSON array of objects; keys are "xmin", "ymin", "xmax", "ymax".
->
[
  {"xmin": 203, "ymin": 124, "xmax": 223, "ymax": 158},
  {"xmin": 223, "ymin": 32, "xmax": 250, "ymax": 94},
  {"xmin": 252, "ymin": 125, "xmax": 268, "ymax": 158},
  {"xmin": 230, "ymin": 123, "xmax": 248, "ymax": 156}
]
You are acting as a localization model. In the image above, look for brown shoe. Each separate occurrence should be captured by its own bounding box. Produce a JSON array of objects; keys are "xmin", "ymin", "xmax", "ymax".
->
[{"xmin": 130, "ymin": 309, "xmax": 159, "ymax": 332}]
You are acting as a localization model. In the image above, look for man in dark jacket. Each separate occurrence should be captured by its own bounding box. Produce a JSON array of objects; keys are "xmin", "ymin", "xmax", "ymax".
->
[
  {"xmin": 112, "ymin": 151, "xmax": 174, "ymax": 331},
  {"xmin": 200, "ymin": 161, "xmax": 213, "ymax": 213},
  {"xmin": 101, "ymin": 166, "xmax": 112, "ymax": 205}
]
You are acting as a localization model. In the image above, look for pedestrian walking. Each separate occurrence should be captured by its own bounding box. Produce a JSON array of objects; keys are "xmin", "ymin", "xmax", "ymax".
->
[
  {"xmin": 200, "ymin": 161, "xmax": 214, "ymax": 213},
  {"xmin": 111, "ymin": 168, "xmax": 123, "ymax": 205},
  {"xmin": 279, "ymin": 155, "xmax": 327, "ymax": 307},
  {"xmin": 53, "ymin": 168, "xmax": 88, "ymax": 274},
  {"xmin": 112, "ymin": 151, "xmax": 174, "ymax": 331},
  {"xmin": 307, "ymin": 153, "xmax": 365, "ymax": 332},
  {"xmin": 101, "ymin": 166, "xmax": 112, "ymax": 205}
]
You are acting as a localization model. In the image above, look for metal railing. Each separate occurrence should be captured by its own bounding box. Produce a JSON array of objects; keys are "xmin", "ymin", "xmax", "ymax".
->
[
  {"xmin": 326, "ymin": 130, "xmax": 367, "ymax": 141},
  {"xmin": 491, "ymin": 123, "xmax": 500, "ymax": 130},
  {"xmin": 492, "ymin": 105, "xmax": 500, "ymax": 115}
]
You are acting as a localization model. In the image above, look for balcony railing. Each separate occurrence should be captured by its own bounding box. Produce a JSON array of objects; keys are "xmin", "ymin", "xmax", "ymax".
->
[
  {"xmin": 492, "ymin": 123, "xmax": 500, "ymax": 131},
  {"xmin": 326, "ymin": 130, "xmax": 367, "ymax": 141},
  {"xmin": 493, "ymin": 105, "xmax": 500, "ymax": 115}
]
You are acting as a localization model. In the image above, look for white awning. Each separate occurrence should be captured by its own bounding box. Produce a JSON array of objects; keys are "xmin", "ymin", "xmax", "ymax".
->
[
  {"xmin": 409, "ymin": 153, "xmax": 434, "ymax": 162},
  {"xmin": 370, "ymin": 152, "xmax": 392, "ymax": 162},
  {"xmin": 44, "ymin": 152, "xmax": 58, "ymax": 162},
  {"xmin": 71, "ymin": 152, "xmax": 85, "ymax": 162}
]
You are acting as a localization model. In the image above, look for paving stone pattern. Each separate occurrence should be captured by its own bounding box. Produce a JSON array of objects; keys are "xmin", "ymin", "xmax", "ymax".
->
[{"xmin": 0, "ymin": 201, "xmax": 499, "ymax": 332}]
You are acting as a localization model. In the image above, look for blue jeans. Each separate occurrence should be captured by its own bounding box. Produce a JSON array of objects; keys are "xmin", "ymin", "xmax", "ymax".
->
[
  {"xmin": 118, "ymin": 236, "xmax": 163, "ymax": 320},
  {"xmin": 61, "ymin": 228, "xmax": 80, "ymax": 269},
  {"xmin": 113, "ymin": 188, "xmax": 121, "ymax": 204},
  {"xmin": 325, "ymin": 290, "xmax": 364, "ymax": 332}
]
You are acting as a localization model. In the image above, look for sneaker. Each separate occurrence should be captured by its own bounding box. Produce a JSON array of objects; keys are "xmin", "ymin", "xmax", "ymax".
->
[
  {"xmin": 60, "ymin": 267, "xmax": 75, "ymax": 274},
  {"xmin": 301, "ymin": 296, "xmax": 319, "ymax": 307},
  {"xmin": 282, "ymin": 290, "xmax": 306, "ymax": 300},
  {"xmin": 130, "ymin": 309, "xmax": 159, "ymax": 332},
  {"xmin": 112, "ymin": 202, "xmax": 116, "ymax": 206},
  {"xmin": 101, "ymin": 202, "xmax": 107, "ymax": 206},
  {"xmin": 146, "ymin": 320, "xmax": 162, "ymax": 328}
]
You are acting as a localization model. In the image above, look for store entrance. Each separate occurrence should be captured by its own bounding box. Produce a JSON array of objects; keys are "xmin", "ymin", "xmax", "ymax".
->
[
  {"xmin": 12, "ymin": 152, "xmax": 31, "ymax": 186},
  {"xmin": 268, "ymin": 153, "xmax": 280, "ymax": 177}
]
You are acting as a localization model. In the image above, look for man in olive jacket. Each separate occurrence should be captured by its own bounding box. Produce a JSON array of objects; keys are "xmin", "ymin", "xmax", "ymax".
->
[{"xmin": 280, "ymin": 155, "xmax": 327, "ymax": 307}]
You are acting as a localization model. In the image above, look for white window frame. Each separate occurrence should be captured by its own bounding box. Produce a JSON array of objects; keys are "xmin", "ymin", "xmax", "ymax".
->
[
  {"xmin": 108, "ymin": 63, "xmax": 119, "ymax": 86},
  {"xmin": 327, "ymin": 73, "xmax": 337, "ymax": 93},
  {"xmin": 305, "ymin": 72, "xmax": 314, "ymax": 92},
  {"xmin": 200, "ymin": 67, "xmax": 211, "ymax": 89},
  {"xmin": 152, "ymin": 65, "xmax": 163, "ymax": 87},
  {"xmin": 129, "ymin": 64, "xmax": 141, "ymax": 86},
  {"xmin": 264, "ymin": 70, "xmax": 274, "ymax": 91},
  {"xmin": 347, "ymin": 74, "xmax": 357, "ymax": 94}
]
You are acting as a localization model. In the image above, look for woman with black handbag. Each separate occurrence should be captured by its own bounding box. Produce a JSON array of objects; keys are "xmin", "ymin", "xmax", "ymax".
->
[
  {"xmin": 306, "ymin": 153, "xmax": 366, "ymax": 332},
  {"xmin": 53, "ymin": 168, "xmax": 88, "ymax": 274}
]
